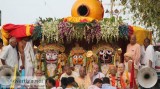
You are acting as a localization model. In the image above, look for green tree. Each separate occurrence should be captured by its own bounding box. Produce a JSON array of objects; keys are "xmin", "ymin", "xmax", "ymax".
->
[{"xmin": 120, "ymin": 0, "xmax": 160, "ymax": 41}]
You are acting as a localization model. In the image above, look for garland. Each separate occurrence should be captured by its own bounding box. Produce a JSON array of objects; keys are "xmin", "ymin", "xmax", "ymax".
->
[
  {"xmin": 41, "ymin": 18, "xmax": 61, "ymax": 43},
  {"xmin": 58, "ymin": 21, "xmax": 74, "ymax": 43},
  {"xmin": 34, "ymin": 17, "xmax": 129, "ymax": 43},
  {"xmin": 84, "ymin": 21, "xmax": 101, "ymax": 43},
  {"xmin": 100, "ymin": 17, "xmax": 119, "ymax": 42}
]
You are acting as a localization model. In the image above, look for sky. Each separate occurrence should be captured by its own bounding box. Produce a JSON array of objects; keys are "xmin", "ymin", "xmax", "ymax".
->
[{"xmin": 0, "ymin": 0, "xmax": 133, "ymax": 25}]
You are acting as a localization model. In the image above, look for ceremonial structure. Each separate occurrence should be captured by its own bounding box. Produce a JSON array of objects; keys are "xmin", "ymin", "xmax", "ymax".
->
[{"xmin": 0, "ymin": 0, "xmax": 158, "ymax": 89}]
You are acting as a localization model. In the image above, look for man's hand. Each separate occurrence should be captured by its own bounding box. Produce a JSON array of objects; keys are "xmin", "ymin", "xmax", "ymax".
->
[
  {"xmin": 149, "ymin": 60, "xmax": 152, "ymax": 67},
  {"xmin": 20, "ymin": 65, "xmax": 25, "ymax": 69},
  {"xmin": 1, "ymin": 59, "xmax": 6, "ymax": 65},
  {"xmin": 89, "ymin": 71, "xmax": 94, "ymax": 82}
]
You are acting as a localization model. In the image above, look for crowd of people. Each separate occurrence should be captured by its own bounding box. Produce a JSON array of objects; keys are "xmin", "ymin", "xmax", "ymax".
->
[
  {"xmin": 54, "ymin": 35, "xmax": 155, "ymax": 89},
  {"xmin": 0, "ymin": 34, "xmax": 157, "ymax": 89}
]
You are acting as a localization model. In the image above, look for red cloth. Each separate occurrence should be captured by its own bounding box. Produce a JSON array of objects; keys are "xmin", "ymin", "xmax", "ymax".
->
[
  {"xmin": 130, "ymin": 62, "xmax": 137, "ymax": 89},
  {"xmin": 56, "ymin": 80, "xmax": 60, "ymax": 87},
  {"xmin": 2, "ymin": 23, "xmax": 34, "ymax": 38},
  {"xmin": 128, "ymin": 25, "xmax": 134, "ymax": 37},
  {"xmin": 130, "ymin": 61, "xmax": 134, "ymax": 88},
  {"xmin": 155, "ymin": 66, "xmax": 160, "ymax": 69}
]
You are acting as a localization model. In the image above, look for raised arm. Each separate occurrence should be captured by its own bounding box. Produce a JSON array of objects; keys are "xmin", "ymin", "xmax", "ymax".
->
[{"xmin": 18, "ymin": 41, "xmax": 25, "ymax": 69}]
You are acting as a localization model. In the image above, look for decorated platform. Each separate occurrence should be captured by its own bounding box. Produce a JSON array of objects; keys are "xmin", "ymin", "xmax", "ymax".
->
[{"xmin": 0, "ymin": 0, "xmax": 152, "ymax": 80}]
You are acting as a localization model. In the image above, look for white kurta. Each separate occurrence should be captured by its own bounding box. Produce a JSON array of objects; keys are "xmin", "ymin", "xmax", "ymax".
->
[
  {"xmin": 101, "ymin": 84, "xmax": 116, "ymax": 89},
  {"xmin": 92, "ymin": 72, "xmax": 105, "ymax": 83},
  {"xmin": 124, "ymin": 60, "xmax": 132, "ymax": 72},
  {"xmin": 141, "ymin": 45, "xmax": 155, "ymax": 68},
  {"xmin": 88, "ymin": 85, "xmax": 100, "ymax": 89},
  {"xmin": 0, "ymin": 48, "xmax": 3, "ymax": 67},
  {"xmin": 60, "ymin": 71, "xmax": 78, "ymax": 80},
  {"xmin": 19, "ymin": 41, "xmax": 35, "ymax": 76},
  {"xmin": 0, "ymin": 45, "xmax": 18, "ymax": 67}
]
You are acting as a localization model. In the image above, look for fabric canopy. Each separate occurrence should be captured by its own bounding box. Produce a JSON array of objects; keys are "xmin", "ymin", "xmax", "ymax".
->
[
  {"xmin": 132, "ymin": 26, "xmax": 152, "ymax": 45},
  {"xmin": 1, "ymin": 24, "xmax": 34, "ymax": 45}
]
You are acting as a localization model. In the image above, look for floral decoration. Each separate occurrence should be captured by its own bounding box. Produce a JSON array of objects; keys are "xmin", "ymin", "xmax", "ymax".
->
[
  {"xmin": 34, "ymin": 17, "xmax": 130, "ymax": 44},
  {"xmin": 100, "ymin": 17, "xmax": 119, "ymax": 42},
  {"xmin": 58, "ymin": 21, "xmax": 74, "ymax": 42},
  {"xmin": 41, "ymin": 18, "xmax": 61, "ymax": 43}
]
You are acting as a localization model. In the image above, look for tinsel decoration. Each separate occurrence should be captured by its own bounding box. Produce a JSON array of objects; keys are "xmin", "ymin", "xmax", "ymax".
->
[
  {"xmin": 128, "ymin": 25, "xmax": 134, "ymax": 37},
  {"xmin": 32, "ymin": 24, "xmax": 42, "ymax": 41},
  {"xmin": 118, "ymin": 24, "xmax": 129, "ymax": 39}
]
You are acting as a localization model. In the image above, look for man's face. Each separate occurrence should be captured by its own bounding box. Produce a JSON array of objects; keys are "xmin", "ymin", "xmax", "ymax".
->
[
  {"xmin": 110, "ymin": 66, "xmax": 117, "ymax": 75},
  {"xmin": 93, "ymin": 65, "xmax": 99, "ymax": 75},
  {"xmin": 118, "ymin": 64, "xmax": 124, "ymax": 73},
  {"xmin": 11, "ymin": 39, "xmax": 17, "ymax": 47},
  {"xmin": 124, "ymin": 56, "xmax": 130, "ymax": 62},
  {"xmin": 130, "ymin": 35, "xmax": 136, "ymax": 45},
  {"xmin": 0, "ymin": 42, "xmax": 3, "ymax": 49},
  {"xmin": 66, "ymin": 67, "xmax": 72, "ymax": 75},
  {"xmin": 97, "ymin": 82, "xmax": 102, "ymax": 88},
  {"xmin": 144, "ymin": 40, "xmax": 150, "ymax": 48},
  {"xmin": 79, "ymin": 68, "xmax": 86, "ymax": 77},
  {"xmin": 46, "ymin": 80, "xmax": 52, "ymax": 88},
  {"xmin": 36, "ymin": 70, "xmax": 43, "ymax": 77}
]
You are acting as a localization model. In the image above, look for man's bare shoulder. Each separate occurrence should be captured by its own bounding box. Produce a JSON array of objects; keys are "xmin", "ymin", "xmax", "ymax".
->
[{"xmin": 18, "ymin": 41, "xmax": 26, "ymax": 49}]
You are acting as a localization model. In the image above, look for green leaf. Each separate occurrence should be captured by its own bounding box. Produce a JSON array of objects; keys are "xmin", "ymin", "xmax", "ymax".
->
[{"xmin": 110, "ymin": 16, "xmax": 116, "ymax": 23}]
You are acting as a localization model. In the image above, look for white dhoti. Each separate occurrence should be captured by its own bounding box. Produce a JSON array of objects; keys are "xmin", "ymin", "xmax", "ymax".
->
[{"xmin": 19, "ymin": 41, "xmax": 35, "ymax": 76}]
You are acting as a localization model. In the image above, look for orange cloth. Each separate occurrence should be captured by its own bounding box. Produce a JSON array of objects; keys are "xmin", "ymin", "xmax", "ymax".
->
[
  {"xmin": 120, "ymin": 75, "xmax": 126, "ymax": 88},
  {"xmin": 109, "ymin": 75, "xmax": 116, "ymax": 87},
  {"xmin": 121, "ymin": 71, "xmax": 130, "ymax": 88}
]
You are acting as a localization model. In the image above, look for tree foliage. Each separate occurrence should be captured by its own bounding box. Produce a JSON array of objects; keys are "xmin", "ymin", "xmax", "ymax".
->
[{"xmin": 120, "ymin": 0, "xmax": 160, "ymax": 41}]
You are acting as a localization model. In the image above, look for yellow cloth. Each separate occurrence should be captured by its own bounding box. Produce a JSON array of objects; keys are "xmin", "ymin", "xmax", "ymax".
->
[
  {"xmin": 26, "ymin": 24, "xmax": 31, "ymax": 36},
  {"xmin": 10, "ymin": 65, "xmax": 18, "ymax": 89},
  {"xmin": 64, "ymin": 16, "xmax": 95, "ymax": 23},
  {"xmin": 121, "ymin": 71, "xmax": 130, "ymax": 88},
  {"xmin": 1, "ymin": 28, "xmax": 9, "ymax": 45},
  {"xmin": 132, "ymin": 26, "xmax": 152, "ymax": 45}
]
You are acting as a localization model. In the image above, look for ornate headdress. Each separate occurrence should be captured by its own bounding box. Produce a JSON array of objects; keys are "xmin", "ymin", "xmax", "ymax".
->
[
  {"xmin": 69, "ymin": 43, "xmax": 85, "ymax": 56},
  {"xmin": 92, "ymin": 44, "xmax": 114, "ymax": 54},
  {"xmin": 38, "ymin": 44, "xmax": 65, "ymax": 52}
]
